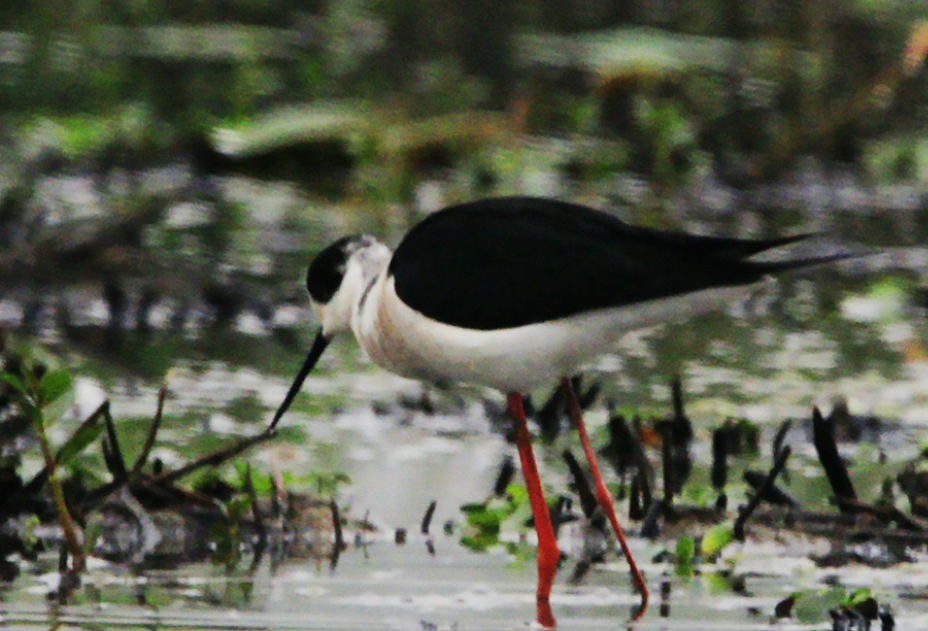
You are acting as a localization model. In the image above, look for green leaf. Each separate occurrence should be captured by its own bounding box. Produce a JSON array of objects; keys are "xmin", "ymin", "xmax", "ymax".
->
[
  {"xmin": 505, "ymin": 539, "xmax": 536, "ymax": 562},
  {"xmin": 701, "ymin": 522, "xmax": 734, "ymax": 557},
  {"xmin": 19, "ymin": 397, "xmax": 41, "ymax": 424},
  {"xmin": 83, "ymin": 519, "xmax": 105, "ymax": 556},
  {"xmin": 56, "ymin": 420, "xmax": 106, "ymax": 466},
  {"xmin": 464, "ymin": 508, "xmax": 505, "ymax": 531},
  {"xmin": 461, "ymin": 532, "xmax": 498, "ymax": 552},
  {"xmin": 794, "ymin": 587, "xmax": 847, "ymax": 623},
  {"xmin": 675, "ymin": 538, "xmax": 695, "ymax": 580},
  {"xmin": 23, "ymin": 515, "xmax": 40, "ymax": 547},
  {"xmin": 703, "ymin": 571, "xmax": 733, "ymax": 594},
  {"xmin": 226, "ymin": 495, "xmax": 251, "ymax": 521},
  {"xmin": 39, "ymin": 371, "xmax": 71, "ymax": 407},
  {"xmin": 0, "ymin": 373, "xmax": 27, "ymax": 394},
  {"xmin": 844, "ymin": 588, "xmax": 872, "ymax": 606},
  {"xmin": 1, "ymin": 373, "xmax": 40, "ymax": 422},
  {"xmin": 675, "ymin": 560, "xmax": 694, "ymax": 580},
  {"xmin": 506, "ymin": 483, "xmax": 529, "ymax": 505},
  {"xmin": 676, "ymin": 536, "xmax": 695, "ymax": 565}
]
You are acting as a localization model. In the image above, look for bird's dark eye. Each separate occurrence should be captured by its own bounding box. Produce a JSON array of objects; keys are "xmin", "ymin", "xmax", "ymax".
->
[{"xmin": 306, "ymin": 236, "xmax": 356, "ymax": 304}]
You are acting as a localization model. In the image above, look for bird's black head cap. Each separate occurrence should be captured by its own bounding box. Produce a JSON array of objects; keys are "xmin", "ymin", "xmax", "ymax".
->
[{"xmin": 305, "ymin": 236, "xmax": 370, "ymax": 304}]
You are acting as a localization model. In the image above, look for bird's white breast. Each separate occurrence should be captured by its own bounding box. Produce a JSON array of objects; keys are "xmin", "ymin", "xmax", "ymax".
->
[{"xmin": 352, "ymin": 273, "xmax": 760, "ymax": 394}]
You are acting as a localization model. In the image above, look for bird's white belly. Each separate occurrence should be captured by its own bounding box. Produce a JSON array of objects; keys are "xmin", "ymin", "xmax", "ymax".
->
[{"xmin": 354, "ymin": 274, "xmax": 758, "ymax": 394}]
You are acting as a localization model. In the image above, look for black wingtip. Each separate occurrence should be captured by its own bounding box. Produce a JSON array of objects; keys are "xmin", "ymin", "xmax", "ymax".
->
[
  {"xmin": 750, "ymin": 249, "xmax": 869, "ymax": 275},
  {"xmin": 726, "ymin": 232, "xmax": 816, "ymax": 258}
]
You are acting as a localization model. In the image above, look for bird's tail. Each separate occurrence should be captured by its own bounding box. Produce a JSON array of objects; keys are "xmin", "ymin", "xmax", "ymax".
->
[{"xmin": 748, "ymin": 251, "xmax": 864, "ymax": 276}]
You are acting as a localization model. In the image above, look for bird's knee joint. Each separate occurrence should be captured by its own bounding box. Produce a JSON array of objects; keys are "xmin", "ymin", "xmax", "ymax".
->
[{"xmin": 538, "ymin": 543, "xmax": 560, "ymax": 572}]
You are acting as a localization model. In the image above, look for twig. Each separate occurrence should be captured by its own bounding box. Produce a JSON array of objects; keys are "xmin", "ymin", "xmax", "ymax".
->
[
  {"xmin": 151, "ymin": 429, "xmax": 277, "ymax": 486},
  {"xmin": 835, "ymin": 497, "xmax": 928, "ymax": 532},
  {"xmin": 34, "ymin": 412, "xmax": 85, "ymax": 572},
  {"xmin": 102, "ymin": 402, "xmax": 128, "ymax": 483},
  {"xmin": 744, "ymin": 470, "xmax": 797, "ymax": 507},
  {"xmin": 244, "ymin": 463, "xmax": 267, "ymax": 576},
  {"xmin": 535, "ymin": 382, "xmax": 566, "ymax": 442},
  {"xmin": 492, "ymin": 456, "xmax": 515, "ymax": 497},
  {"xmin": 672, "ymin": 377, "xmax": 685, "ymax": 423},
  {"xmin": 660, "ymin": 421, "xmax": 674, "ymax": 507},
  {"xmin": 329, "ymin": 499, "xmax": 345, "ymax": 570},
  {"xmin": 630, "ymin": 473, "xmax": 644, "ymax": 520},
  {"xmin": 670, "ymin": 377, "xmax": 693, "ymax": 446},
  {"xmin": 606, "ymin": 411, "xmax": 637, "ymax": 479},
  {"xmin": 132, "ymin": 385, "xmax": 166, "ymax": 476},
  {"xmin": 331, "ymin": 499, "xmax": 344, "ymax": 549},
  {"xmin": 573, "ymin": 375, "xmax": 601, "ymax": 410},
  {"xmin": 24, "ymin": 400, "xmax": 108, "ymax": 494},
  {"xmin": 772, "ymin": 419, "xmax": 792, "ymax": 461},
  {"xmin": 420, "ymin": 500, "xmax": 437, "ymax": 535},
  {"xmin": 243, "ymin": 464, "xmax": 267, "ymax": 545},
  {"xmin": 631, "ymin": 417, "xmax": 653, "ymax": 506},
  {"xmin": 772, "ymin": 418, "xmax": 793, "ymax": 484},
  {"xmin": 270, "ymin": 474, "xmax": 282, "ymax": 519},
  {"xmin": 812, "ymin": 407, "xmax": 857, "ymax": 512},
  {"xmin": 734, "ymin": 446, "xmax": 792, "ymax": 540},
  {"xmin": 711, "ymin": 424, "xmax": 729, "ymax": 491},
  {"xmin": 640, "ymin": 498, "xmax": 664, "ymax": 539},
  {"xmin": 562, "ymin": 449, "xmax": 597, "ymax": 518}
]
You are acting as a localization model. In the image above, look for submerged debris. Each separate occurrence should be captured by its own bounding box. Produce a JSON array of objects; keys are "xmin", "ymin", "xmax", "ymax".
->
[{"xmin": 0, "ymin": 345, "xmax": 353, "ymax": 589}]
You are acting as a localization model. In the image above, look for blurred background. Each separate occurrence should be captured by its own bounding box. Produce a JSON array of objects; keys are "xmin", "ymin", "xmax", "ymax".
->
[
  {"xmin": 4, "ymin": 0, "xmax": 928, "ymax": 530},
  {"xmin": 2, "ymin": 0, "xmax": 927, "ymax": 335},
  {"xmin": 4, "ymin": 0, "xmax": 928, "ymax": 507}
]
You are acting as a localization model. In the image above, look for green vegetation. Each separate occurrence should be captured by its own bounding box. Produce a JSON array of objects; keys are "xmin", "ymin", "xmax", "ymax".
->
[
  {"xmin": 2, "ymin": 1, "xmax": 927, "ymax": 200},
  {"xmin": 460, "ymin": 483, "xmax": 534, "ymax": 557},
  {"xmin": 1, "ymin": 358, "xmax": 89, "ymax": 570}
]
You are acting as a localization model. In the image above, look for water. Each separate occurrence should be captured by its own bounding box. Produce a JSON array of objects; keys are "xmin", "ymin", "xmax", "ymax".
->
[
  {"xmin": 3, "ymin": 161, "xmax": 928, "ymax": 629},
  {"xmin": 4, "ymin": 299, "xmax": 928, "ymax": 629},
  {"xmin": 4, "ymin": 534, "xmax": 928, "ymax": 629}
]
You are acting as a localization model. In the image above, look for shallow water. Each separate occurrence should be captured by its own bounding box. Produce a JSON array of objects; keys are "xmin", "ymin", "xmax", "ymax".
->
[
  {"xmin": 4, "ymin": 162, "xmax": 928, "ymax": 628},
  {"xmin": 5, "ymin": 280, "xmax": 928, "ymax": 629},
  {"xmin": 4, "ymin": 533, "xmax": 928, "ymax": 630}
]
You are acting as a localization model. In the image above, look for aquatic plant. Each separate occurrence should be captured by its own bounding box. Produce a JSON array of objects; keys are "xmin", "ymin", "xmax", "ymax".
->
[{"xmin": 1, "ymin": 361, "xmax": 87, "ymax": 571}]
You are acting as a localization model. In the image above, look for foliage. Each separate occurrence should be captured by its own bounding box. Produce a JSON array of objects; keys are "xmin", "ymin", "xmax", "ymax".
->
[
  {"xmin": 793, "ymin": 587, "xmax": 861, "ymax": 623},
  {"xmin": 633, "ymin": 96, "xmax": 697, "ymax": 190},
  {"xmin": 674, "ymin": 535, "xmax": 695, "ymax": 579},
  {"xmin": 1, "ymin": 359, "xmax": 85, "ymax": 570},
  {"xmin": 212, "ymin": 494, "xmax": 251, "ymax": 569},
  {"xmin": 669, "ymin": 522, "xmax": 736, "ymax": 581},
  {"xmin": 2, "ymin": 0, "xmax": 925, "ymax": 196},
  {"xmin": 700, "ymin": 522, "xmax": 734, "ymax": 558},
  {"xmin": 460, "ymin": 483, "xmax": 534, "ymax": 554}
]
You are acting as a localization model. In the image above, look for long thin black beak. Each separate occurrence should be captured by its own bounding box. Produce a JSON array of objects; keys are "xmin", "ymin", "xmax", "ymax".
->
[{"xmin": 269, "ymin": 328, "xmax": 330, "ymax": 431}]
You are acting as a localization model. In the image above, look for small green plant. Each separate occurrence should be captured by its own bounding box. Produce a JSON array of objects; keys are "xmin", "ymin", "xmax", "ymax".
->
[
  {"xmin": 789, "ymin": 587, "xmax": 858, "ymax": 623},
  {"xmin": 700, "ymin": 522, "xmax": 734, "ymax": 558},
  {"xmin": 460, "ymin": 483, "xmax": 533, "ymax": 553},
  {"xmin": 1, "ymin": 365, "xmax": 88, "ymax": 571},
  {"xmin": 778, "ymin": 587, "xmax": 879, "ymax": 624},
  {"xmin": 670, "ymin": 523, "xmax": 736, "ymax": 583},
  {"xmin": 634, "ymin": 96, "xmax": 697, "ymax": 191},
  {"xmin": 212, "ymin": 494, "xmax": 251, "ymax": 570},
  {"xmin": 674, "ymin": 536, "xmax": 695, "ymax": 579}
]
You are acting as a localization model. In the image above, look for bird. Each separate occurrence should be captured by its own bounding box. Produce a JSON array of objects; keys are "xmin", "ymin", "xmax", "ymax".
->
[{"xmin": 269, "ymin": 196, "xmax": 850, "ymax": 628}]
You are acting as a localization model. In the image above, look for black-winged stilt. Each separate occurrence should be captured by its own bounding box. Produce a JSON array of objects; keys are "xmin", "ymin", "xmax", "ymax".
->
[{"xmin": 270, "ymin": 196, "xmax": 847, "ymax": 627}]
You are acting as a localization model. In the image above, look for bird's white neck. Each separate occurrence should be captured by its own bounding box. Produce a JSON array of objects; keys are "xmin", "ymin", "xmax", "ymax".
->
[{"xmin": 318, "ymin": 241, "xmax": 392, "ymax": 337}]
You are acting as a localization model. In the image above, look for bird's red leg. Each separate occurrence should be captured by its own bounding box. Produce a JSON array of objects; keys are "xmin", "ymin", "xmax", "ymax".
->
[
  {"xmin": 562, "ymin": 378, "xmax": 649, "ymax": 619},
  {"xmin": 507, "ymin": 392, "xmax": 558, "ymax": 630}
]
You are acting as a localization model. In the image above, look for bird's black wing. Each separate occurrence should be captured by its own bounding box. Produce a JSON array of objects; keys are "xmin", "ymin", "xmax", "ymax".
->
[{"xmin": 389, "ymin": 197, "xmax": 808, "ymax": 330}]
